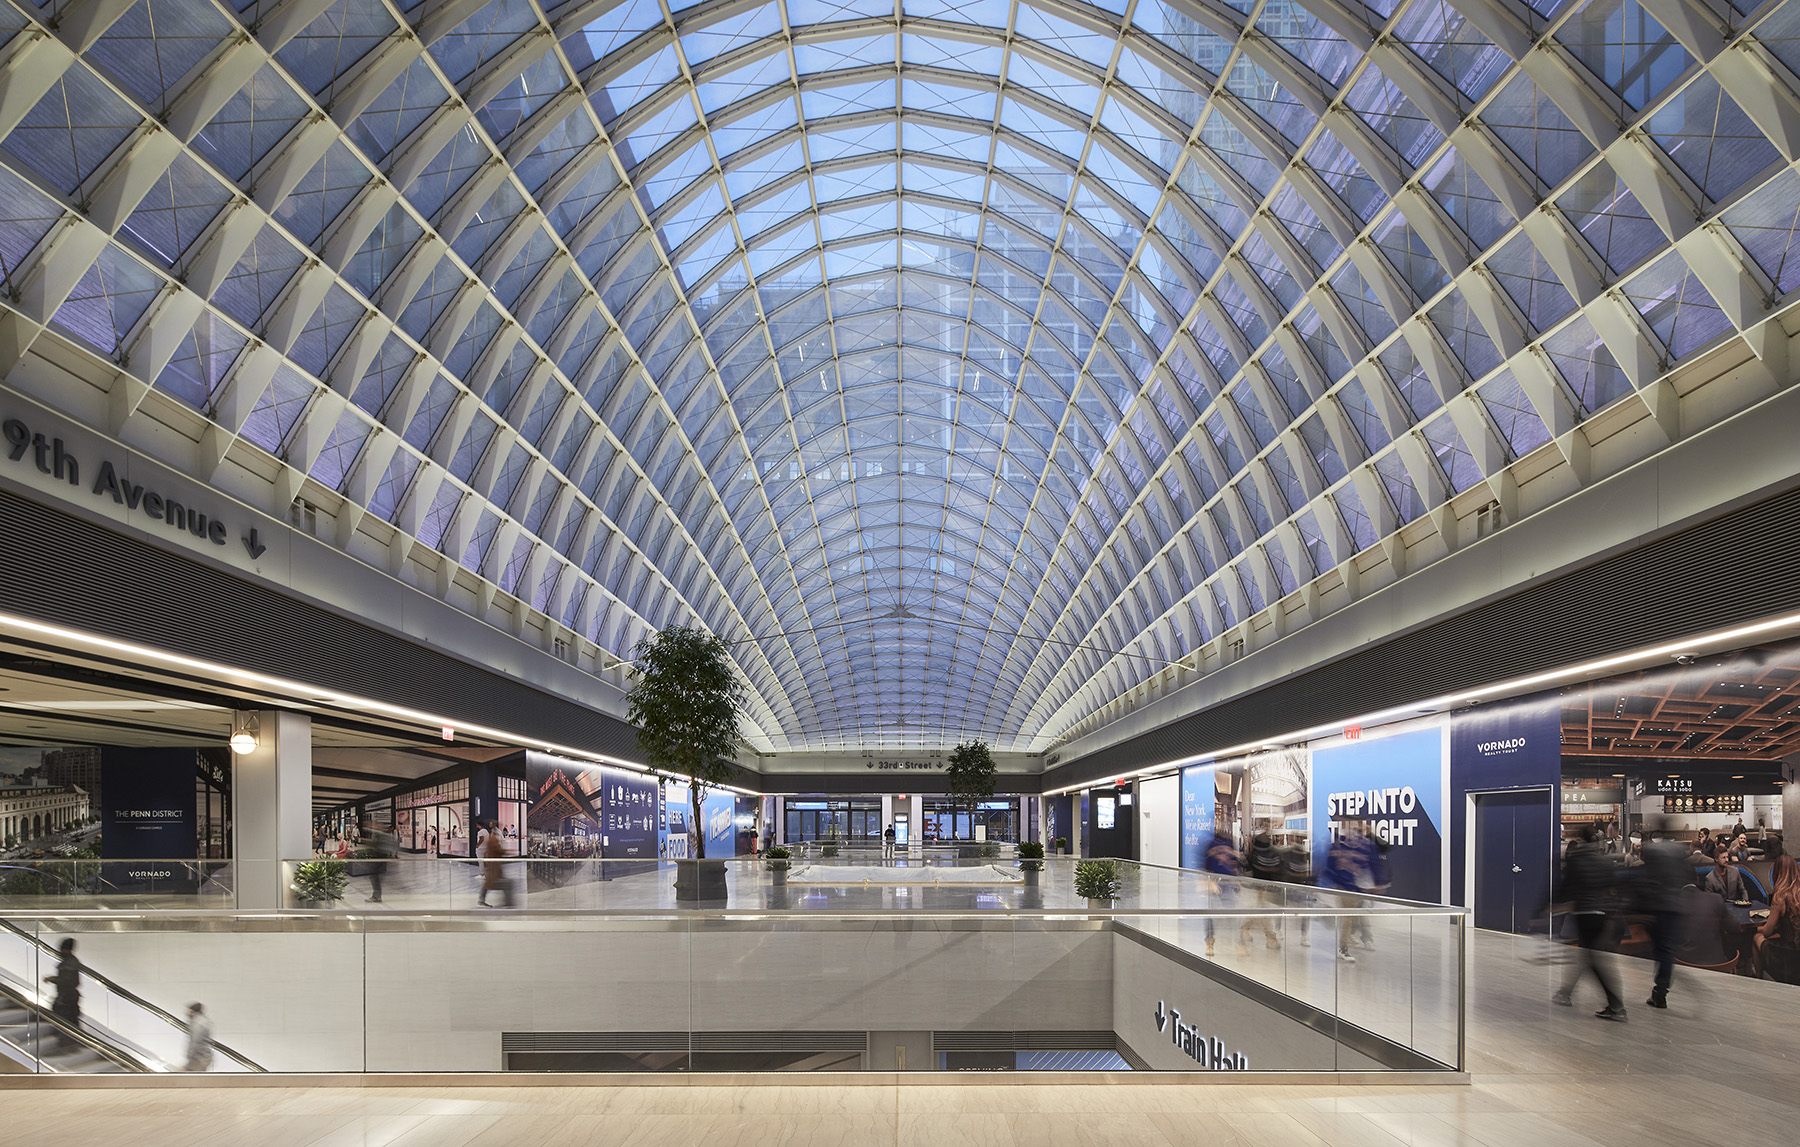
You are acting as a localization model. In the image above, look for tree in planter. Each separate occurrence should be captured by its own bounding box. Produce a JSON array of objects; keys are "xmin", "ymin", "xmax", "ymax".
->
[
  {"xmin": 625, "ymin": 626, "xmax": 741, "ymax": 861},
  {"xmin": 1073, "ymin": 859, "xmax": 1121, "ymax": 902},
  {"xmin": 945, "ymin": 740, "xmax": 998, "ymax": 840},
  {"xmin": 1016, "ymin": 841, "xmax": 1045, "ymax": 872},
  {"xmin": 292, "ymin": 860, "xmax": 348, "ymax": 905}
]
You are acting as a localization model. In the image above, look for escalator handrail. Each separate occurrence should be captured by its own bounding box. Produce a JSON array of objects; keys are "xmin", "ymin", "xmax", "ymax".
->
[
  {"xmin": 0, "ymin": 977, "xmax": 151, "ymax": 1073},
  {"xmin": 0, "ymin": 917, "xmax": 265, "ymax": 1071}
]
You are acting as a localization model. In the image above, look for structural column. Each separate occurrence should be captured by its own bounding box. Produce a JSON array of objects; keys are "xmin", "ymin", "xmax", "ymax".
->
[{"xmin": 233, "ymin": 709, "xmax": 312, "ymax": 909}]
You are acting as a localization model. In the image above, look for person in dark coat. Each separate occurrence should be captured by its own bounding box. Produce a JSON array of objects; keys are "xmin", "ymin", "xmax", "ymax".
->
[
  {"xmin": 1640, "ymin": 826, "xmax": 1690, "ymax": 1008},
  {"xmin": 1553, "ymin": 826, "xmax": 1626, "ymax": 1020},
  {"xmin": 43, "ymin": 937, "xmax": 81, "ymax": 1045}
]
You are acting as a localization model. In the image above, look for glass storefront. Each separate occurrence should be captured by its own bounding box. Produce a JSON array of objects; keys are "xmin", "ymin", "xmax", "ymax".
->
[
  {"xmin": 397, "ymin": 779, "xmax": 470, "ymax": 856},
  {"xmin": 784, "ymin": 799, "xmax": 881, "ymax": 842},
  {"xmin": 921, "ymin": 798, "xmax": 1018, "ymax": 843}
]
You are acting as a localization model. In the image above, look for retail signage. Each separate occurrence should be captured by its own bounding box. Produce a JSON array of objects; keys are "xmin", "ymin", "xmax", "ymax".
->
[
  {"xmin": 1651, "ymin": 776, "xmax": 1743, "ymax": 796},
  {"xmin": 100, "ymin": 747, "xmax": 197, "ymax": 892},
  {"xmin": 4, "ymin": 414, "xmax": 262, "ymax": 556},
  {"xmin": 1312, "ymin": 728, "xmax": 1444, "ymax": 903},
  {"xmin": 1153, "ymin": 1000, "xmax": 1248, "ymax": 1070},
  {"xmin": 1180, "ymin": 762, "xmax": 1217, "ymax": 870},
  {"xmin": 865, "ymin": 759, "xmax": 940, "ymax": 770},
  {"xmin": 1560, "ymin": 788, "xmax": 1624, "ymax": 804},
  {"xmin": 602, "ymin": 767, "xmax": 657, "ymax": 859}
]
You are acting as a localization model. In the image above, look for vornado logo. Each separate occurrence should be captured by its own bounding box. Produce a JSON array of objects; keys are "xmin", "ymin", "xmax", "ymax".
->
[
  {"xmin": 126, "ymin": 869, "xmax": 174, "ymax": 880},
  {"xmin": 1154, "ymin": 1001, "xmax": 1248, "ymax": 1070},
  {"xmin": 1477, "ymin": 738, "xmax": 1527, "ymax": 754}
]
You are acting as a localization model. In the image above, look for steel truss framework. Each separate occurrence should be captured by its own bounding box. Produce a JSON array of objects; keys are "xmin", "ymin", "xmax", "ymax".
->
[{"xmin": 2, "ymin": 0, "xmax": 1799, "ymax": 751}]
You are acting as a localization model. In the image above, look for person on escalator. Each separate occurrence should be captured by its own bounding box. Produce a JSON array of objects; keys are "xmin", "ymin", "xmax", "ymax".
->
[
  {"xmin": 43, "ymin": 937, "xmax": 81, "ymax": 1046},
  {"xmin": 183, "ymin": 1002, "xmax": 214, "ymax": 1072}
]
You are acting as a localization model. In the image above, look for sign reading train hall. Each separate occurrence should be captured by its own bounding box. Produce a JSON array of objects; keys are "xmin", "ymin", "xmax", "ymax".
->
[{"xmin": 4, "ymin": 414, "xmax": 267, "ymax": 558}]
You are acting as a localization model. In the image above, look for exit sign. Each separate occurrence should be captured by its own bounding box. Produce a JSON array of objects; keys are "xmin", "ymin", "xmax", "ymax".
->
[{"xmin": 1344, "ymin": 725, "xmax": 1362, "ymax": 740}]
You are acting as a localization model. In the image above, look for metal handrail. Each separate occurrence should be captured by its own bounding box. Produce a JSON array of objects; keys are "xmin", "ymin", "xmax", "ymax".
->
[
  {"xmin": 0, "ymin": 978, "xmax": 150, "ymax": 1072},
  {"xmin": 0, "ymin": 917, "xmax": 265, "ymax": 1071}
]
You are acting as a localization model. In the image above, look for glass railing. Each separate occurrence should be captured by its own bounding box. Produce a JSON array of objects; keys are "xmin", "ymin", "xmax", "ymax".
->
[
  {"xmin": 0, "ymin": 859, "xmax": 234, "ymax": 910},
  {"xmin": 0, "ymin": 857, "xmax": 1461, "ymax": 1073},
  {"xmin": 274, "ymin": 855, "xmax": 1439, "ymax": 918}
]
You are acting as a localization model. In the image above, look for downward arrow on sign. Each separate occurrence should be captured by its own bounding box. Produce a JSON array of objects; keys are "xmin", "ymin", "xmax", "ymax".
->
[
  {"xmin": 242, "ymin": 529, "xmax": 267, "ymax": 559},
  {"xmin": 1154, "ymin": 1001, "xmax": 1168, "ymax": 1033}
]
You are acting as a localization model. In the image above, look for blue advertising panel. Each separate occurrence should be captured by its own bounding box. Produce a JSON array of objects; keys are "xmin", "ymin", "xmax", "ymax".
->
[
  {"xmin": 601, "ymin": 767, "xmax": 658, "ymax": 860},
  {"xmin": 101, "ymin": 747, "xmax": 196, "ymax": 892},
  {"xmin": 703, "ymin": 791, "xmax": 737, "ymax": 858},
  {"xmin": 1311, "ymin": 729, "xmax": 1444, "ymax": 904},
  {"xmin": 1180, "ymin": 763, "xmax": 1217, "ymax": 870}
]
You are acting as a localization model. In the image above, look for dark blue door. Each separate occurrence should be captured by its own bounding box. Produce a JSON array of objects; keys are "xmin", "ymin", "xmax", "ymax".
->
[{"xmin": 1473, "ymin": 790, "xmax": 1553, "ymax": 933}]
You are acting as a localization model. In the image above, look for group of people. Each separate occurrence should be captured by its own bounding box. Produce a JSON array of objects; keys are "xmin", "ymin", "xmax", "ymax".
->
[
  {"xmin": 1199, "ymin": 823, "xmax": 1391, "ymax": 963},
  {"xmin": 43, "ymin": 938, "xmax": 214, "ymax": 1071},
  {"xmin": 1555, "ymin": 823, "xmax": 1800, "ymax": 1022}
]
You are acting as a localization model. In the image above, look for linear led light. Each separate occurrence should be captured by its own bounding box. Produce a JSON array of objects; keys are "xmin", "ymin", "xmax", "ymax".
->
[
  {"xmin": 1041, "ymin": 609, "xmax": 1800, "ymax": 795},
  {"xmin": 0, "ymin": 610, "xmax": 674, "ymax": 783}
]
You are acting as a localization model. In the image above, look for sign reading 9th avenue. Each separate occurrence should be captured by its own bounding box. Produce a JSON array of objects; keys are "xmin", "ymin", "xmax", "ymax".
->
[{"xmin": 5, "ymin": 415, "xmax": 268, "ymax": 559}]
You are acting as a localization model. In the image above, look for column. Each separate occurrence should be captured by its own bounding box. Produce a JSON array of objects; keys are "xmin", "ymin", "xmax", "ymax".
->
[{"xmin": 233, "ymin": 709, "xmax": 312, "ymax": 910}]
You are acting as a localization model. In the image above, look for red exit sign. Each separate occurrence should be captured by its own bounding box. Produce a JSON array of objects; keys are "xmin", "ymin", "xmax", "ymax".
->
[{"xmin": 1344, "ymin": 725, "xmax": 1362, "ymax": 740}]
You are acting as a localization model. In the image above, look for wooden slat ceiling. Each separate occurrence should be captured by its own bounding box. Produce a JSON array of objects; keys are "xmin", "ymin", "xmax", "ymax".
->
[{"xmin": 1563, "ymin": 640, "xmax": 1800, "ymax": 761}]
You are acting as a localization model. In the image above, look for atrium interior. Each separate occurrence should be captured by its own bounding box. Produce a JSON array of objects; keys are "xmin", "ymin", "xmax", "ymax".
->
[{"xmin": 2, "ymin": 0, "xmax": 1800, "ymax": 1135}]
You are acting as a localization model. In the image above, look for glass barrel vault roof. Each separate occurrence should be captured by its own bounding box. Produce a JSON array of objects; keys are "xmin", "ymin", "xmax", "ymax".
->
[{"xmin": 2, "ymin": 0, "xmax": 1798, "ymax": 750}]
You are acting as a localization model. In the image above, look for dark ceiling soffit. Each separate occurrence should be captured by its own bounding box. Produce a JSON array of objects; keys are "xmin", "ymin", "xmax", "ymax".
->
[
  {"xmin": 1045, "ymin": 483, "xmax": 1800, "ymax": 792},
  {"xmin": 0, "ymin": 488, "xmax": 645, "ymax": 763},
  {"xmin": 753, "ymin": 774, "xmax": 1044, "ymax": 795}
]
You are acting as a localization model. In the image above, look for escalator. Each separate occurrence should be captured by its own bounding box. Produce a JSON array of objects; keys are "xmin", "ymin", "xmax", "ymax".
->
[{"xmin": 0, "ymin": 919, "xmax": 264, "ymax": 1073}]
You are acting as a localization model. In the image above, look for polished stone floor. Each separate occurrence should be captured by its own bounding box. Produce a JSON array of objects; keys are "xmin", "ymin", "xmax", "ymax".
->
[{"xmin": 2, "ymin": 927, "xmax": 1794, "ymax": 1145}]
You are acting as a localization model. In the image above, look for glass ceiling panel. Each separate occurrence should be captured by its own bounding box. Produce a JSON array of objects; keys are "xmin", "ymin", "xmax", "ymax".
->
[{"xmin": 4, "ymin": 0, "xmax": 1785, "ymax": 748}]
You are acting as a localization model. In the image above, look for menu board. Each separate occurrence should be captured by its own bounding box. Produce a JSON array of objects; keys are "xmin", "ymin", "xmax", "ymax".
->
[{"xmin": 1662, "ymin": 794, "xmax": 1743, "ymax": 814}]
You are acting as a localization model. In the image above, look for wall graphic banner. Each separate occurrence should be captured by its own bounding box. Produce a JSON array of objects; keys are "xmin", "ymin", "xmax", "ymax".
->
[
  {"xmin": 1180, "ymin": 763, "xmax": 1217, "ymax": 870},
  {"xmin": 524, "ymin": 751, "xmax": 602, "ymax": 858},
  {"xmin": 602, "ymin": 767, "xmax": 658, "ymax": 860},
  {"xmin": 100, "ymin": 747, "xmax": 196, "ymax": 891},
  {"xmin": 1311, "ymin": 729, "xmax": 1444, "ymax": 904},
  {"xmin": 703, "ymin": 791, "xmax": 737, "ymax": 858}
]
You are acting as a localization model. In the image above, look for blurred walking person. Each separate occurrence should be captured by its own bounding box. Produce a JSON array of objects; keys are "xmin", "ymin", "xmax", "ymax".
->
[
  {"xmin": 43, "ymin": 937, "xmax": 81, "ymax": 1046},
  {"xmin": 1202, "ymin": 831, "xmax": 1241, "ymax": 958},
  {"xmin": 182, "ymin": 1002, "xmax": 214, "ymax": 1072},
  {"xmin": 1241, "ymin": 832, "xmax": 1282, "ymax": 950},
  {"xmin": 1640, "ymin": 822, "xmax": 1689, "ymax": 1009},
  {"xmin": 1553, "ymin": 825, "xmax": 1626, "ymax": 1021},
  {"xmin": 477, "ymin": 819, "xmax": 508, "ymax": 907},
  {"xmin": 1319, "ymin": 826, "xmax": 1367, "ymax": 963}
]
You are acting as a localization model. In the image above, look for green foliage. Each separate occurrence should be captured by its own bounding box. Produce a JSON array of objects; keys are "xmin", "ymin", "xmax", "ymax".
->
[
  {"xmin": 979, "ymin": 842, "xmax": 1000, "ymax": 859},
  {"xmin": 1017, "ymin": 841, "xmax": 1044, "ymax": 871},
  {"xmin": 820, "ymin": 841, "xmax": 839, "ymax": 858},
  {"xmin": 3, "ymin": 835, "xmax": 13, "ymax": 849},
  {"xmin": 1073, "ymin": 859, "xmax": 1121, "ymax": 901},
  {"xmin": 4, "ymin": 870, "xmax": 45, "ymax": 896},
  {"xmin": 944, "ymin": 740, "xmax": 997, "ymax": 813},
  {"xmin": 1054, "ymin": 837, "xmax": 1067, "ymax": 850},
  {"xmin": 765, "ymin": 845, "xmax": 791, "ymax": 870},
  {"xmin": 293, "ymin": 860, "xmax": 348, "ymax": 904},
  {"xmin": 626, "ymin": 627, "xmax": 741, "ymax": 859}
]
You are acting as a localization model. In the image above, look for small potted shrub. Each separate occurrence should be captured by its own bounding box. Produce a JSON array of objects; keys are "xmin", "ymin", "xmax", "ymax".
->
[
  {"xmin": 292, "ymin": 860, "xmax": 348, "ymax": 907},
  {"xmin": 1017, "ymin": 841, "xmax": 1044, "ymax": 885},
  {"xmin": 821, "ymin": 839, "xmax": 839, "ymax": 858},
  {"xmin": 1054, "ymin": 836, "xmax": 1068, "ymax": 856},
  {"xmin": 1073, "ymin": 859, "xmax": 1121, "ymax": 907},
  {"xmin": 979, "ymin": 842, "xmax": 1000, "ymax": 859},
  {"xmin": 766, "ymin": 845, "xmax": 791, "ymax": 884}
]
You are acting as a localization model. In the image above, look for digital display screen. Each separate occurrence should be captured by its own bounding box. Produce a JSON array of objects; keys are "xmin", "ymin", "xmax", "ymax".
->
[{"xmin": 1097, "ymin": 796, "xmax": 1116, "ymax": 829}]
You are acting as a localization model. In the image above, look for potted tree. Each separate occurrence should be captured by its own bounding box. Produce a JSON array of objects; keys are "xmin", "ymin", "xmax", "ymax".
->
[
  {"xmin": 1073, "ymin": 859, "xmax": 1121, "ymax": 908},
  {"xmin": 945, "ymin": 740, "xmax": 997, "ymax": 859},
  {"xmin": 1054, "ymin": 836, "xmax": 1068, "ymax": 856},
  {"xmin": 766, "ymin": 846, "xmax": 792, "ymax": 885},
  {"xmin": 292, "ymin": 860, "xmax": 348, "ymax": 908},
  {"xmin": 1017, "ymin": 841, "xmax": 1045, "ymax": 886},
  {"xmin": 626, "ymin": 626, "xmax": 741, "ymax": 902}
]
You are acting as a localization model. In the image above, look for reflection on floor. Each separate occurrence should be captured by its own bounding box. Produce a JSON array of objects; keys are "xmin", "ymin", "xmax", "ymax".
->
[{"xmin": 1, "ymin": 928, "xmax": 1795, "ymax": 1145}]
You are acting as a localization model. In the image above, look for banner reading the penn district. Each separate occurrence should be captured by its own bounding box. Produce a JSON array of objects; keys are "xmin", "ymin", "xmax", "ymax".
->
[{"xmin": 1310, "ymin": 729, "xmax": 1445, "ymax": 904}]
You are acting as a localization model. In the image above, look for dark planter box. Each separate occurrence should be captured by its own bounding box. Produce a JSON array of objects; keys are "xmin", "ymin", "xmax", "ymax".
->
[{"xmin": 674, "ymin": 859, "xmax": 729, "ymax": 901}]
